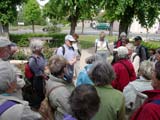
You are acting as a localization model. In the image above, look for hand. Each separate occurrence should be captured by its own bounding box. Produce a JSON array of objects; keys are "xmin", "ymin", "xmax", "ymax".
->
[
  {"xmin": 69, "ymin": 57, "xmax": 77, "ymax": 65},
  {"xmin": 41, "ymin": 74, "xmax": 49, "ymax": 80},
  {"xmin": 6, "ymin": 81, "xmax": 17, "ymax": 93}
]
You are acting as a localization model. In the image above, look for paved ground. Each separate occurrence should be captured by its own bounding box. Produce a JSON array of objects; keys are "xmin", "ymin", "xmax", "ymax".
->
[{"xmin": 79, "ymin": 43, "xmax": 114, "ymax": 69}]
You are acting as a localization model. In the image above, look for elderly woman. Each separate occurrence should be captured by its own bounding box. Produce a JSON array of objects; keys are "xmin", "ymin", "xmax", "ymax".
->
[
  {"xmin": 95, "ymin": 31, "xmax": 111, "ymax": 61},
  {"xmin": 46, "ymin": 55, "xmax": 74, "ymax": 120},
  {"xmin": 76, "ymin": 54, "xmax": 101, "ymax": 86},
  {"xmin": 0, "ymin": 60, "xmax": 41, "ymax": 120},
  {"xmin": 28, "ymin": 40, "xmax": 47, "ymax": 109},
  {"xmin": 64, "ymin": 84, "xmax": 100, "ymax": 120},
  {"xmin": 88, "ymin": 61, "xmax": 125, "ymax": 120},
  {"xmin": 111, "ymin": 46, "xmax": 136, "ymax": 91},
  {"xmin": 131, "ymin": 61, "xmax": 160, "ymax": 120},
  {"xmin": 123, "ymin": 61, "xmax": 153, "ymax": 118}
]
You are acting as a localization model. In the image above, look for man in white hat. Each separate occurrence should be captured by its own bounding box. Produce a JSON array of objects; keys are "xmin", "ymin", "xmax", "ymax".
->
[
  {"xmin": 111, "ymin": 46, "xmax": 136, "ymax": 91},
  {"xmin": 56, "ymin": 35, "xmax": 77, "ymax": 82},
  {"xmin": 0, "ymin": 61, "xmax": 41, "ymax": 120},
  {"xmin": 0, "ymin": 36, "xmax": 12, "ymax": 60},
  {"xmin": 0, "ymin": 36, "xmax": 25, "ymax": 99}
]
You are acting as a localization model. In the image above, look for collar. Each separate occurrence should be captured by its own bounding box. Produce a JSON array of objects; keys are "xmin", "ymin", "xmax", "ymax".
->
[
  {"xmin": 1, "ymin": 93, "xmax": 11, "ymax": 96},
  {"xmin": 49, "ymin": 74, "xmax": 68, "ymax": 84},
  {"xmin": 97, "ymin": 85, "xmax": 113, "ymax": 89},
  {"xmin": 143, "ymin": 90, "xmax": 160, "ymax": 102}
]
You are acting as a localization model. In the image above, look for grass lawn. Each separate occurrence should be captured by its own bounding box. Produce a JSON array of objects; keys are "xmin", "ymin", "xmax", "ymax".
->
[{"xmin": 79, "ymin": 35, "xmax": 160, "ymax": 49}]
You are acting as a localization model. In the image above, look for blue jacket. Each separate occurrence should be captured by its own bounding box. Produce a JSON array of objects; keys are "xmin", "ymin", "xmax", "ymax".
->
[{"xmin": 76, "ymin": 64, "xmax": 94, "ymax": 86}]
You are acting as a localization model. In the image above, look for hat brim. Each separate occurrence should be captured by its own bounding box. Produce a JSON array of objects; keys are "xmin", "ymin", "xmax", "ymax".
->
[
  {"xmin": 68, "ymin": 38, "xmax": 75, "ymax": 42},
  {"xmin": 0, "ymin": 40, "xmax": 12, "ymax": 47}
]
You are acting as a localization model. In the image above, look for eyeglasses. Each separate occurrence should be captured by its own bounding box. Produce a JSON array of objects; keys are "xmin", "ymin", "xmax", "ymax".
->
[{"xmin": 16, "ymin": 74, "xmax": 23, "ymax": 79}]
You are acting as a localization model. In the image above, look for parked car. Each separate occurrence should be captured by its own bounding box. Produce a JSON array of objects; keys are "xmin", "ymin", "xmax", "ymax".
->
[{"xmin": 95, "ymin": 23, "xmax": 110, "ymax": 30}]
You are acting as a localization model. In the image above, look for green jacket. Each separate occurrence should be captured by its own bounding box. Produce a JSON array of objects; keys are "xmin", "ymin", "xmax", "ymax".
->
[{"xmin": 93, "ymin": 85, "xmax": 125, "ymax": 120}]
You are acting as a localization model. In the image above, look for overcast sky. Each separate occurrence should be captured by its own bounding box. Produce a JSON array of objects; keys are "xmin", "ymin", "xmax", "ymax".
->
[{"xmin": 36, "ymin": 0, "xmax": 49, "ymax": 6}]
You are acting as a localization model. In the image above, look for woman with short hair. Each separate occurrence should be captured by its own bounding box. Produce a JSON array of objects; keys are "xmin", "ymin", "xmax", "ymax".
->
[
  {"xmin": 28, "ymin": 40, "xmax": 47, "ymax": 109},
  {"xmin": 131, "ymin": 62, "xmax": 160, "ymax": 120},
  {"xmin": 46, "ymin": 55, "xmax": 74, "ymax": 120},
  {"xmin": 95, "ymin": 31, "xmax": 111, "ymax": 61},
  {"xmin": 64, "ymin": 84, "xmax": 100, "ymax": 120},
  {"xmin": 123, "ymin": 61, "xmax": 153, "ymax": 118},
  {"xmin": 88, "ymin": 61, "xmax": 125, "ymax": 120}
]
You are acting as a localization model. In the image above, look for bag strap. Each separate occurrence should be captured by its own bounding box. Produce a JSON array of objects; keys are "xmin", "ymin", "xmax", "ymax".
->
[
  {"xmin": 47, "ymin": 85, "xmax": 65, "ymax": 97},
  {"xmin": 132, "ymin": 53, "xmax": 138, "ymax": 62},
  {"xmin": 151, "ymin": 100, "xmax": 160, "ymax": 105},
  {"xmin": 118, "ymin": 61, "xmax": 131, "ymax": 77},
  {"xmin": 0, "ymin": 100, "xmax": 17, "ymax": 116},
  {"xmin": 61, "ymin": 46, "xmax": 65, "ymax": 55}
]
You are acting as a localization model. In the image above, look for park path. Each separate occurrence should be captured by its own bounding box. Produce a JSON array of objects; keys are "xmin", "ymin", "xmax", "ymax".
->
[
  {"xmin": 80, "ymin": 43, "xmax": 114, "ymax": 69},
  {"xmin": 80, "ymin": 47, "xmax": 94, "ymax": 69}
]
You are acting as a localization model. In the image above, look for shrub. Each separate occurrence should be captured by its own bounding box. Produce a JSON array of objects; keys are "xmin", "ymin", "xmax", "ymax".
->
[
  {"xmin": 11, "ymin": 50, "xmax": 28, "ymax": 60},
  {"xmin": 9, "ymin": 33, "xmax": 66, "ymax": 47},
  {"xmin": 142, "ymin": 41, "xmax": 160, "ymax": 50}
]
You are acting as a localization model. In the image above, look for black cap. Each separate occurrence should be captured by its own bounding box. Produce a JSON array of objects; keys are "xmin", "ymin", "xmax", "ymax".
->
[{"xmin": 134, "ymin": 36, "xmax": 142, "ymax": 41}]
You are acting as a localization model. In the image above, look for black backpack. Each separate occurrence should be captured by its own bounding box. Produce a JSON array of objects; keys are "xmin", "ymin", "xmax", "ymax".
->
[
  {"xmin": 55, "ymin": 45, "xmax": 74, "ymax": 55},
  {"xmin": 138, "ymin": 45, "xmax": 149, "ymax": 60}
]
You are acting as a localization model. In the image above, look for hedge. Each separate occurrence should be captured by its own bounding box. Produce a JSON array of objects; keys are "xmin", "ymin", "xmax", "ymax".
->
[
  {"xmin": 142, "ymin": 41, "xmax": 160, "ymax": 50},
  {"xmin": 9, "ymin": 33, "xmax": 66, "ymax": 47}
]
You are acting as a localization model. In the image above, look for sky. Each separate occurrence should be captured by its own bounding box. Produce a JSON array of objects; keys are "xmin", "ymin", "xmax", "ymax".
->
[{"xmin": 36, "ymin": 0, "xmax": 49, "ymax": 6}]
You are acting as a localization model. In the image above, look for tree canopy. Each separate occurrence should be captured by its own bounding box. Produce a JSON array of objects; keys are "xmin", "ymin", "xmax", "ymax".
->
[
  {"xmin": 0, "ymin": 0, "xmax": 24, "ymax": 33},
  {"xmin": 23, "ymin": 0, "xmax": 41, "ymax": 32},
  {"xmin": 103, "ymin": 0, "xmax": 160, "ymax": 35},
  {"xmin": 44, "ymin": 0, "xmax": 102, "ymax": 34}
]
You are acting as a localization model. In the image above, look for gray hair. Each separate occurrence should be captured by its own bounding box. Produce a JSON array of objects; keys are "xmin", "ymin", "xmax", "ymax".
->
[
  {"xmin": 120, "ymin": 32, "xmax": 126, "ymax": 37},
  {"xmin": 0, "ymin": 61, "xmax": 16, "ymax": 94},
  {"xmin": 30, "ymin": 40, "xmax": 44, "ymax": 52},
  {"xmin": 88, "ymin": 61, "xmax": 116, "ymax": 86},
  {"xmin": 139, "ymin": 60, "xmax": 153, "ymax": 80},
  {"xmin": 48, "ymin": 55, "xmax": 67, "ymax": 76},
  {"xmin": 85, "ymin": 54, "xmax": 102, "ymax": 64}
]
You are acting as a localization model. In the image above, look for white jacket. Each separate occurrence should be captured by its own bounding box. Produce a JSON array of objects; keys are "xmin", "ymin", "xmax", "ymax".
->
[
  {"xmin": 0, "ymin": 95, "xmax": 41, "ymax": 120},
  {"xmin": 123, "ymin": 76, "xmax": 153, "ymax": 110},
  {"xmin": 130, "ymin": 52, "xmax": 140, "ymax": 76}
]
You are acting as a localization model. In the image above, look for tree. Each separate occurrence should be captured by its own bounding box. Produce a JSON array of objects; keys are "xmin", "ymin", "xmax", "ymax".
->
[
  {"xmin": 23, "ymin": 0, "xmax": 41, "ymax": 32},
  {"xmin": 104, "ymin": 0, "xmax": 160, "ymax": 36},
  {"xmin": 0, "ymin": 0, "xmax": 24, "ymax": 34},
  {"xmin": 44, "ymin": 0, "xmax": 101, "ymax": 35}
]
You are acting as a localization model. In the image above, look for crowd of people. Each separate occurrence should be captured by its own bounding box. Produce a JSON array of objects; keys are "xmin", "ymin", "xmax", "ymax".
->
[{"xmin": 0, "ymin": 31, "xmax": 160, "ymax": 120}]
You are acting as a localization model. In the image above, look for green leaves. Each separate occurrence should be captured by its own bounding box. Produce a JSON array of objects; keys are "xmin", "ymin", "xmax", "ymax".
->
[{"xmin": 23, "ymin": 0, "xmax": 41, "ymax": 22}]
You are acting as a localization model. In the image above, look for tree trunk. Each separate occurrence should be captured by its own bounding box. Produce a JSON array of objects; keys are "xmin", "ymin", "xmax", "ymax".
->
[
  {"xmin": 109, "ymin": 21, "xmax": 114, "ymax": 36},
  {"xmin": 119, "ymin": 20, "xmax": 129, "ymax": 37},
  {"xmin": 81, "ymin": 19, "xmax": 84, "ymax": 34},
  {"xmin": 119, "ymin": 6, "xmax": 134, "ymax": 38},
  {"xmin": 31, "ymin": 20, "xmax": 35, "ymax": 33},
  {"xmin": 70, "ymin": 16, "xmax": 78, "ymax": 35},
  {"xmin": 0, "ymin": 23, "xmax": 9, "ymax": 35},
  {"xmin": 0, "ymin": 23, "xmax": 3, "ymax": 34}
]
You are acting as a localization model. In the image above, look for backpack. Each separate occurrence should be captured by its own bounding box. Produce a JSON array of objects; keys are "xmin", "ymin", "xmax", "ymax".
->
[
  {"xmin": 0, "ymin": 100, "xmax": 17, "ymax": 116},
  {"xmin": 138, "ymin": 46, "xmax": 149, "ymax": 60},
  {"xmin": 39, "ymin": 85, "xmax": 64, "ymax": 120},
  {"xmin": 24, "ymin": 56, "xmax": 36, "ymax": 80},
  {"xmin": 55, "ymin": 45, "xmax": 74, "ymax": 55},
  {"xmin": 95, "ymin": 39, "xmax": 109, "ymax": 52},
  {"xmin": 132, "ymin": 53, "xmax": 138, "ymax": 62}
]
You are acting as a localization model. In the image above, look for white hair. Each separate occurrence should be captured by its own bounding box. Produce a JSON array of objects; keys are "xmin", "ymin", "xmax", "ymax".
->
[{"xmin": 30, "ymin": 40, "xmax": 44, "ymax": 52}]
